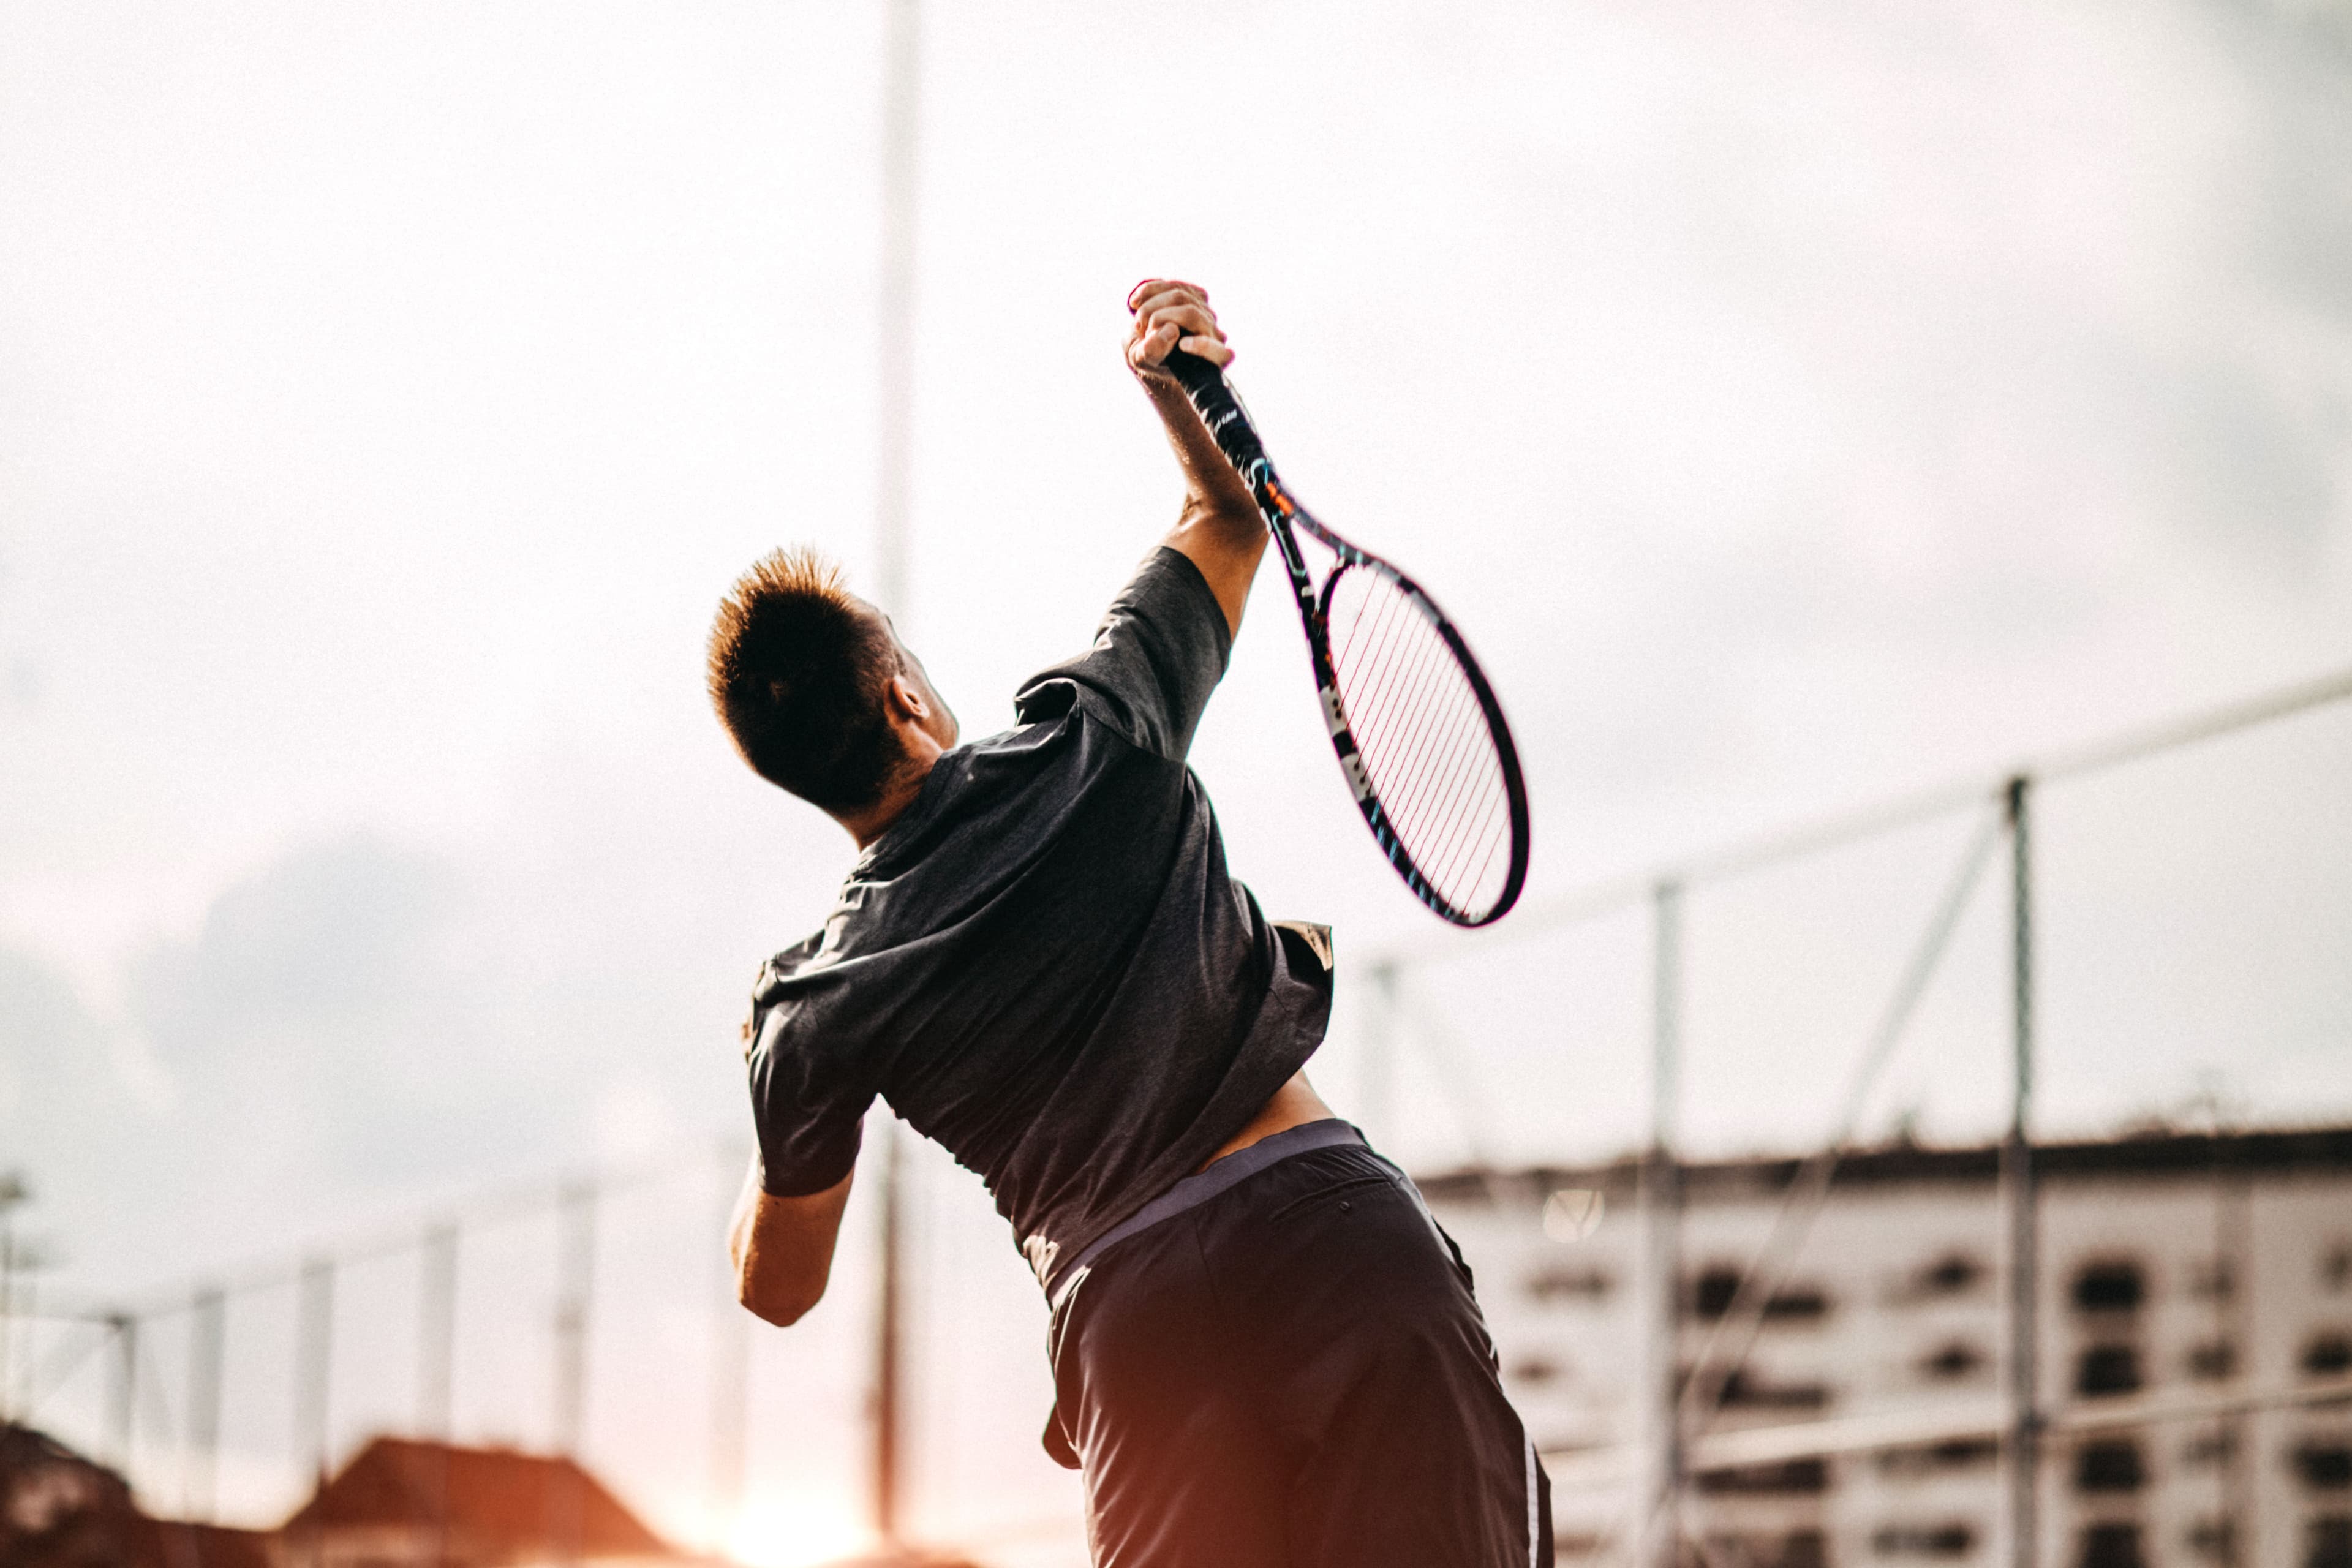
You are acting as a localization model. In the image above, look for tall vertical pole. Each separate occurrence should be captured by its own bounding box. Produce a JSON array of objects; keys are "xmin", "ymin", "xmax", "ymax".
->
[
  {"xmin": 293, "ymin": 1259, "xmax": 335, "ymax": 1493},
  {"xmin": 1639, "ymin": 880, "xmax": 1684, "ymax": 1568},
  {"xmin": 552, "ymin": 1183, "xmax": 597, "ymax": 1456},
  {"xmin": 187, "ymin": 1287, "xmax": 225, "ymax": 1521},
  {"xmin": 873, "ymin": 0, "xmax": 920, "ymax": 624},
  {"xmin": 0, "ymin": 1171, "xmax": 24, "ymax": 1422},
  {"xmin": 871, "ymin": 0, "xmax": 921, "ymax": 1551},
  {"xmin": 13, "ymin": 1278, "xmax": 34, "ymax": 1416},
  {"xmin": 708, "ymin": 1145, "xmax": 751, "ymax": 1553},
  {"xmin": 2214, "ymin": 1151, "xmax": 2253, "ymax": 1567},
  {"xmin": 549, "ymin": 1183, "xmax": 595, "ymax": 1568},
  {"xmin": 107, "ymin": 1313, "xmax": 137, "ymax": 1474},
  {"xmin": 418, "ymin": 1223, "xmax": 459, "ymax": 1441},
  {"xmin": 418, "ymin": 1221, "xmax": 459, "ymax": 1568},
  {"xmin": 2001, "ymin": 778, "xmax": 2039, "ymax": 1568},
  {"xmin": 0, "ymin": 1218, "xmax": 13, "ymax": 1425}
]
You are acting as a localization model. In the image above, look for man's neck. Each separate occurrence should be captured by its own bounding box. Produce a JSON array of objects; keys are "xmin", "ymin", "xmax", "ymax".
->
[{"xmin": 834, "ymin": 739, "xmax": 946, "ymax": 848}]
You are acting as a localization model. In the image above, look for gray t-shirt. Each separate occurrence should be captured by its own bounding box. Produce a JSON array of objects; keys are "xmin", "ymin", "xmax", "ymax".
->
[{"xmin": 745, "ymin": 547, "xmax": 1333, "ymax": 1291}]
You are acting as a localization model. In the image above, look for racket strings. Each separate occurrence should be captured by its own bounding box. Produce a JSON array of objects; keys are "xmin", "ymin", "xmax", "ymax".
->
[
  {"xmin": 1372, "ymin": 679, "xmax": 1509, "ymax": 910},
  {"xmin": 1321, "ymin": 568, "xmax": 1516, "ymax": 920},
  {"xmin": 1338, "ymin": 592, "xmax": 1464, "ymax": 818},
  {"xmin": 1344, "ymin": 589, "xmax": 1488, "ymax": 835},
  {"xmin": 1382, "ymin": 677, "xmax": 1499, "ymax": 880},
  {"xmin": 1360, "ymin": 646, "xmax": 1478, "ymax": 839}
]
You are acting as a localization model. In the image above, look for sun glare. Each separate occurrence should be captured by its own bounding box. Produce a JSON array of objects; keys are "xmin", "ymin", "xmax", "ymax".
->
[{"xmin": 720, "ymin": 1493, "xmax": 875, "ymax": 1568}]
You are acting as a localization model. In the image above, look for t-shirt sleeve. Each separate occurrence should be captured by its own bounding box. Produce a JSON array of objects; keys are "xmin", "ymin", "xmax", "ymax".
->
[
  {"xmin": 1012, "ymin": 546, "xmax": 1233, "ymax": 761},
  {"xmin": 745, "ymin": 954, "xmax": 876, "ymax": 1197}
]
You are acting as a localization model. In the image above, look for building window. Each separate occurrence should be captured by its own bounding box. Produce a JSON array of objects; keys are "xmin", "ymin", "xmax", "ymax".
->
[
  {"xmin": 1879, "ymin": 1439, "xmax": 1999, "ymax": 1479},
  {"xmin": 1714, "ymin": 1369, "xmax": 1831, "ymax": 1411},
  {"xmin": 1872, "ymin": 1523, "xmax": 1975, "ymax": 1558},
  {"xmin": 1774, "ymin": 1530, "xmax": 1828, "ymax": 1568},
  {"xmin": 1693, "ymin": 1267, "xmax": 1746, "ymax": 1319},
  {"xmin": 2073, "ymin": 1261, "xmax": 2146, "ymax": 1314},
  {"xmin": 2079, "ymin": 1523, "xmax": 2145, "ymax": 1568},
  {"xmin": 1708, "ymin": 1532, "xmax": 1825, "ymax": 1568},
  {"xmin": 2296, "ymin": 1443, "xmax": 2352, "ymax": 1491},
  {"xmin": 2305, "ymin": 1332, "xmax": 2352, "ymax": 1379},
  {"xmin": 1509, "ymin": 1355, "xmax": 1564, "ymax": 1386},
  {"xmin": 2307, "ymin": 1516, "xmax": 2352, "ymax": 1568},
  {"xmin": 1763, "ymin": 1286, "xmax": 1830, "ymax": 1320},
  {"xmin": 2076, "ymin": 1344, "xmax": 2143, "ymax": 1398},
  {"xmin": 1694, "ymin": 1458, "xmax": 1830, "ymax": 1496},
  {"xmin": 2183, "ymin": 1517, "xmax": 2236, "ymax": 1565},
  {"xmin": 1690, "ymin": 1267, "xmax": 1828, "ymax": 1322},
  {"xmin": 1525, "ymin": 1265, "xmax": 1611, "ymax": 1303},
  {"xmin": 2075, "ymin": 1440, "xmax": 2147, "ymax": 1493},
  {"xmin": 1920, "ymin": 1341, "xmax": 1987, "ymax": 1382},
  {"xmin": 1915, "ymin": 1252, "xmax": 1986, "ymax": 1298},
  {"xmin": 2181, "ymin": 1429, "xmax": 2237, "ymax": 1469},
  {"xmin": 2190, "ymin": 1259, "xmax": 2236, "ymax": 1302},
  {"xmin": 2187, "ymin": 1340, "xmax": 2238, "ymax": 1381}
]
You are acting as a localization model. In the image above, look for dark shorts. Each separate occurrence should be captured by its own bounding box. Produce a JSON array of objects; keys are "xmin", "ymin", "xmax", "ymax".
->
[{"xmin": 1043, "ymin": 1121, "xmax": 1551, "ymax": 1568}]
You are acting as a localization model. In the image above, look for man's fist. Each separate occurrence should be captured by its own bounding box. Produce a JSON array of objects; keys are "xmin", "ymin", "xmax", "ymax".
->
[{"xmin": 1126, "ymin": 278, "xmax": 1233, "ymax": 382}]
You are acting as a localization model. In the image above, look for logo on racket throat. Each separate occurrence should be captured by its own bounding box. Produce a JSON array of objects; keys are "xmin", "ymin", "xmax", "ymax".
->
[
  {"xmin": 1317, "ymin": 684, "xmax": 1349, "ymax": 738},
  {"xmin": 1319, "ymin": 685, "xmax": 1372, "ymax": 799}
]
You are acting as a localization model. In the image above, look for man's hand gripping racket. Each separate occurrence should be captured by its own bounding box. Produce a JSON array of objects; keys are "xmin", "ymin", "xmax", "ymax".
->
[{"xmin": 1131, "ymin": 284, "xmax": 1532, "ymax": 927}]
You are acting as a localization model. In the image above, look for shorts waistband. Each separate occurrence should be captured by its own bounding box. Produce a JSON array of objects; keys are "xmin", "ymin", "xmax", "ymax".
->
[{"xmin": 1046, "ymin": 1119, "xmax": 1363, "ymax": 1307}]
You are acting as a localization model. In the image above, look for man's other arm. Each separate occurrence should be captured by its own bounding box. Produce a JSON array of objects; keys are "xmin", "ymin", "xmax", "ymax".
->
[
  {"xmin": 1127, "ymin": 279, "xmax": 1267, "ymax": 639},
  {"xmin": 729, "ymin": 1153, "xmax": 853, "ymax": 1327}
]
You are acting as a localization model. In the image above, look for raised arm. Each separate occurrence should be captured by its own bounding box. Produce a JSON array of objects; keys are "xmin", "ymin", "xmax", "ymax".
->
[
  {"xmin": 1126, "ymin": 279, "xmax": 1268, "ymax": 639},
  {"xmin": 728, "ymin": 1152, "xmax": 853, "ymax": 1327}
]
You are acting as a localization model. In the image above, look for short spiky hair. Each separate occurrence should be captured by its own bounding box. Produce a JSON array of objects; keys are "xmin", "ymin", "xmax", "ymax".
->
[{"xmin": 706, "ymin": 548, "xmax": 903, "ymax": 812}]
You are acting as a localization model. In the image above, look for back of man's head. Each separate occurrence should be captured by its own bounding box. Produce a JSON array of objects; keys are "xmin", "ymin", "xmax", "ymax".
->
[{"xmin": 707, "ymin": 548, "xmax": 903, "ymax": 813}]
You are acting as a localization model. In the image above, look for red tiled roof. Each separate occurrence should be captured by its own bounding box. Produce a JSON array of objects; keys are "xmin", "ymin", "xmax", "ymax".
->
[
  {"xmin": 284, "ymin": 1437, "xmax": 669, "ymax": 1560},
  {"xmin": 132, "ymin": 1517, "xmax": 277, "ymax": 1568}
]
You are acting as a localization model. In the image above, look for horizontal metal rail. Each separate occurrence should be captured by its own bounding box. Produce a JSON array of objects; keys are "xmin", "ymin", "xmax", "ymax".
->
[
  {"xmin": 76, "ymin": 1134, "xmax": 748, "ymax": 1322},
  {"xmin": 1542, "ymin": 1368, "xmax": 2352, "ymax": 1485},
  {"xmin": 1366, "ymin": 660, "xmax": 2352, "ymax": 968}
]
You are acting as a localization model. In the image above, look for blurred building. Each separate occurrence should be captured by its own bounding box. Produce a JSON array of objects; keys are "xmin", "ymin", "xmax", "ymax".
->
[
  {"xmin": 278, "ymin": 1438, "xmax": 680, "ymax": 1568},
  {"xmin": 1422, "ymin": 1125, "xmax": 2352, "ymax": 1568},
  {"xmin": 0, "ymin": 1425, "xmax": 696, "ymax": 1568},
  {"xmin": 2, "ymin": 1422, "xmax": 274, "ymax": 1568}
]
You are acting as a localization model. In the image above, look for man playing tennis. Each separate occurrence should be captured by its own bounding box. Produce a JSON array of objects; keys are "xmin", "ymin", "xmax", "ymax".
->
[{"xmin": 712, "ymin": 279, "xmax": 1549, "ymax": 1567}]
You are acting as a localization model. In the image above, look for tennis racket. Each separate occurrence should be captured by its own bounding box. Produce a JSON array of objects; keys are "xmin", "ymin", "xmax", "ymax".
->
[{"xmin": 1164, "ymin": 347, "xmax": 1531, "ymax": 927}]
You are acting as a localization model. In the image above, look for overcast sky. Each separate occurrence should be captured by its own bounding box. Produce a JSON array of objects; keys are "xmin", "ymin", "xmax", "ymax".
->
[{"xmin": 4, "ymin": 0, "xmax": 2350, "ymax": 1559}]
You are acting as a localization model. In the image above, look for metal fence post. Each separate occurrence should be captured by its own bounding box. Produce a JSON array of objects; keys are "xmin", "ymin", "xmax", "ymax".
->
[
  {"xmin": 2001, "ymin": 778, "xmax": 2039, "ymax": 1568},
  {"xmin": 552, "ymin": 1184, "xmax": 596, "ymax": 1458},
  {"xmin": 418, "ymin": 1222, "xmax": 459, "ymax": 1568},
  {"xmin": 549, "ymin": 1184, "xmax": 597, "ymax": 1568},
  {"xmin": 418, "ymin": 1222, "xmax": 458, "ymax": 1441},
  {"xmin": 293, "ymin": 1257, "xmax": 335, "ymax": 1493},
  {"xmin": 875, "ymin": 1125, "xmax": 907, "ymax": 1550},
  {"xmin": 187, "ymin": 1287, "xmax": 224, "ymax": 1520},
  {"xmin": 870, "ymin": 0, "xmax": 922, "ymax": 1540},
  {"xmin": 1641, "ymin": 878, "xmax": 1685, "ymax": 1567},
  {"xmin": 0, "ymin": 1172, "xmax": 27, "ymax": 1422},
  {"xmin": 107, "ymin": 1312, "xmax": 137, "ymax": 1474}
]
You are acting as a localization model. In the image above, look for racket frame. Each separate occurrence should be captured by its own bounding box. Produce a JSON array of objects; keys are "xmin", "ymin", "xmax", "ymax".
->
[{"xmin": 1164, "ymin": 349, "xmax": 1531, "ymax": 927}]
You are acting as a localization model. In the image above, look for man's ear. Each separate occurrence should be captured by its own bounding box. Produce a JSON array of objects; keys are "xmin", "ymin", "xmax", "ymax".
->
[{"xmin": 884, "ymin": 671, "xmax": 930, "ymax": 722}]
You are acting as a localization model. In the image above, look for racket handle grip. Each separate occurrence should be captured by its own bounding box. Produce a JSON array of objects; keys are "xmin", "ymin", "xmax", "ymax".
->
[{"xmin": 1162, "ymin": 347, "xmax": 1270, "ymax": 482}]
